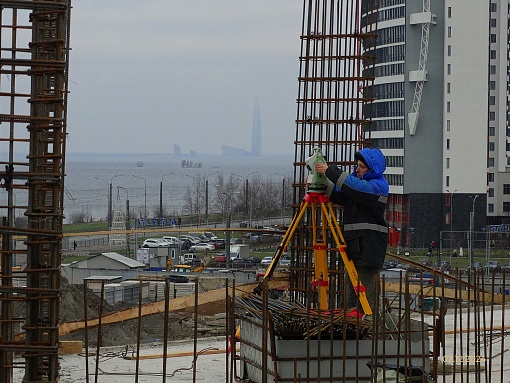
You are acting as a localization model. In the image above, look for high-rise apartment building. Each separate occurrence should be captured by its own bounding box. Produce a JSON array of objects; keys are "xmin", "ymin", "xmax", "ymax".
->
[
  {"xmin": 487, "ymin": 1, "xmax": 510, "ymax": 225},
  {"xmin": 362, "ymin": 0, "xmax": 494, "ymax": 247}
]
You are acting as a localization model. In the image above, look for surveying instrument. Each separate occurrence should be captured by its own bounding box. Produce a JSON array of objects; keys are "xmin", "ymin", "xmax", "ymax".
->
[{"xmin": 254, "ymin": 147, "xmax": 372, "ymax": 315}]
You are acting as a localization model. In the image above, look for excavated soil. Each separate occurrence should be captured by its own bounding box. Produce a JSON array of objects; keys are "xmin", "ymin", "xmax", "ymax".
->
[{"xmin": 59, "ymin": 276, "xmax": 227, "ymax": 347}]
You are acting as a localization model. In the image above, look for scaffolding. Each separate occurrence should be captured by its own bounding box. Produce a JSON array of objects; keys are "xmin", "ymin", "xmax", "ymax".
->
[{"xmin": 0, "ymin": 1, "xmax": 71, "ymax": 382}]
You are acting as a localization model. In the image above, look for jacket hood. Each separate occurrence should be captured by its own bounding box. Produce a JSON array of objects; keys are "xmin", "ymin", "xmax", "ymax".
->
[{"xmin": 354, "ymin": 147, "xmax": 386, "ymax": 179}]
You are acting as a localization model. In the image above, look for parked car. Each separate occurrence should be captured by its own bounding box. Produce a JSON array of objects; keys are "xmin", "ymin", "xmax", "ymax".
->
[
  {"xmin": 382, "ymin": 260, "xmax": 398, "ymax": 269},
  {"xmin": 162, "ymin": 236, "xmax": 181, "ymax": 245},
  {"xmin": 260, "ymin": 256, "xmax": 273, "ymax": 267},
  {"xmin": 190, "ymin": 242, "xmax": 215, "ymax": 252},
  {"xmin": 212, "ymin": 239, "xmax": 226, "ymax": 249},
  {"xmin": 470, "ymin": 262, "xmax": 483, "ymax": 272},
  {"xmin": 245, "ymin": 256, "xmax": 261, "ymax": 264},
  {"xmin": 502, "ymin": 262, "xmax": 510, "ymax": 271},
  {"xmin": 279, "ymin": 255, "xmax": 291, "ymax": 267},
  {"xmin": 439, "ymin": 261, "xmax": 451, "ymax": 272},
  {"xmin": 142, "ymin": 238, "xmax": 169, "ymax": 248},
  {"xmin": 178, "ymin": 235, "xmax": 200, "ymax": 245},
  {"xmin": 486, "ymin": 261, "xmax": 501, "ymax": 272},
  {"xmin": 203, "ymin": 231, "xmax": 218, "ymax": 241}
]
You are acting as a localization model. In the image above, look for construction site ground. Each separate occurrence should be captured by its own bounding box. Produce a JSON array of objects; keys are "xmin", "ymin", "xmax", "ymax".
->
[{"xmin": 14, "ymin": 337, "xmax": 231, "ymax": 382}]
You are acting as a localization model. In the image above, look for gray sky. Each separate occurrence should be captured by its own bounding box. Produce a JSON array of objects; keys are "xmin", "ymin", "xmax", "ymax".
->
[{"xmin": 67, "ymin": 1, "xmax": 302, "ymax": 156}]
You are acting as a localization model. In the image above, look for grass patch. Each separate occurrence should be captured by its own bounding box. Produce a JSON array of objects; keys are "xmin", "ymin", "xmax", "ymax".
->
[{"xmin": 64, "ymin": 221, "xmax": 108, "ymax": 233}]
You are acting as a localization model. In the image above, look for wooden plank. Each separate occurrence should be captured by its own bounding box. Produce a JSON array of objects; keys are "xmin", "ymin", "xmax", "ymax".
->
[{"xmin": 384, "ymin": 282, "xmax": 504, "ymax": 304}]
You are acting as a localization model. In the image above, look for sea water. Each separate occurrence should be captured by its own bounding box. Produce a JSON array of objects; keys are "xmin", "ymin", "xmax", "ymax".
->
[{"xmin": 63, "ymin": 154, "xmax": 294, "ymax": 223}]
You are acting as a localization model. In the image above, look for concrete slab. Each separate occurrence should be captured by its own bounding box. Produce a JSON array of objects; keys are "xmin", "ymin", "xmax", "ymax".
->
[{"xmin": 14, "ymin": 337, "xmax": 232, "ymax": 383}]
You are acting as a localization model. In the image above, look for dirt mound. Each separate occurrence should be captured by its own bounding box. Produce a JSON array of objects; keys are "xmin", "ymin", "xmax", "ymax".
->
[{"xmin": 59, "ymin": 276, "xmax": 226, "ymax": 347}]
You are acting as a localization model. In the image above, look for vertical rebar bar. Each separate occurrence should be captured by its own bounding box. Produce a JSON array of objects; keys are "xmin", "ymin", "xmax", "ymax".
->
[
  {"xmin": 135, "ymin": 280, "xmax": 143, "ymax": 383},
  {"xmin": 162, "ymin": 277, "xmax": 170, "ymax": 382}
]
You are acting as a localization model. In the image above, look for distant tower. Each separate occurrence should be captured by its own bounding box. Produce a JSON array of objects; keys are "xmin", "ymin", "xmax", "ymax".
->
[
  {"xmin": 251, "ymin": 99, "xmax": 262, "ymax": 156},
  {"xmin": 110, "ymin": 190, "xmax": 127, "ymax": 245}
]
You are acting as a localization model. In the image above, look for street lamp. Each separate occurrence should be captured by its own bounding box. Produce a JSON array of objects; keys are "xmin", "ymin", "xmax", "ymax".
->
[
  {"xmin": 160, "ymin": 173, "xmax": 173, "ymax": 219},
  {"xmin": 132, "ymin": 175, "xmax": 147, "ymax": 219},
  {"xmin": 206, "ymin": 171, "xmax": 219, "ymax": 225},
  {"xmin": 446, "ymin": 189, "xmax": 457, "ymax": 258},
  {"xmin": 469, "ymin": 194, "xmax": 479, "ymax": 269}
]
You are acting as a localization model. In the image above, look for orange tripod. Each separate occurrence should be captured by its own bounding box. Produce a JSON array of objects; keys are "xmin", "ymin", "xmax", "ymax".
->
[{"xmin": 254, "ymin": 192, "xmax": 372, "ymax": 315}]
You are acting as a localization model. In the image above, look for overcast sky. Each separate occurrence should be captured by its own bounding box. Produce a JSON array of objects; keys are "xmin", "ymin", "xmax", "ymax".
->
[{"xmin": 67, "ymin": 1, "xmax": 302, "ymax": 156}]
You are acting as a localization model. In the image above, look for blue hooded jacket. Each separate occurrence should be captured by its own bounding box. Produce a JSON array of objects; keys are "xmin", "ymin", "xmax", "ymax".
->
[{"xmin": 324, "ymin": 147, "xmax": 389, "ymax": 268}]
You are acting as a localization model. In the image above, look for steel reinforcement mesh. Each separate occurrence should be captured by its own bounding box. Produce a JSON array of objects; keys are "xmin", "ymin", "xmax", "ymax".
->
[
  {"xmin": 0, "ymin": 1, "xmax": 71, "ymax": 382},
  {"xmin": 291, "ymin": 0, "xmax": 377, "ymax": 303}
]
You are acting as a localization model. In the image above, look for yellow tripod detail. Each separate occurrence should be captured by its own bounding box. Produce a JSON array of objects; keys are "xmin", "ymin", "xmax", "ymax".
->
[{"xmin": 255, "ymin": 192, "xmax": 372, "ymax": 315}]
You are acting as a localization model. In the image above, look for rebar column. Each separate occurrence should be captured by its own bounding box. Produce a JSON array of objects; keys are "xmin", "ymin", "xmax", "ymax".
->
[
  {"xmin": 292, "ymin": 0, "xmax": 377, "ymax": 302},
  {"xmin": 0, "ymin": 1, "xmax": 71, "ymax": 382}
]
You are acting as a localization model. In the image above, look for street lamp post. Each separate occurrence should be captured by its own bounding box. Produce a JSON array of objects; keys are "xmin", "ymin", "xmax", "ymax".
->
[
  {"xmin": 132, "ymin": 175, "xmax": 147, "ymax": 220},
  {"xmin": 206, "ymin": 171, "xmax": 219, "ymax": 225},
  {"xmin": 160, "ymin": 173, "xmax": 173, "ymax": 219},
  {"xmin": 469, "ymin": 194, "xmax": 479, "ymax": 269},
  {"xmin": 446, "ymin": 189, "xmax": 457, "ymax": 259}
]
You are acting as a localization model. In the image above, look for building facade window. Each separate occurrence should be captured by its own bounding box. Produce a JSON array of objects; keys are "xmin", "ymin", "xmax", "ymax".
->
[
  {"xmin": 447, "ymin": 45, "xmax": 451, "ymax": 56},
  {"xmin": 446, "ymin": 158, "xmax": 450, "ymax": 168},
  {"xmin": 488, "ymin": 157, "xmax": 495, "ymax": 167},
  {"xmin": 446, "ymin": 176, "xmax": 450, "ymax": 187},
  {"xmin": 490, "ymin": 34, "xmax": 497, "ymax": 43},
  {"xmin": 488, "ymin": 188, "xmax": 494, "ymax": 197},
  {"xmin": 447, "ymin": 64, "xmax": 451, "ymax": 75},
  {"xmin": 447, "ymin": 139, "xmax": 450, "ymax": 150},
  {"xmin": 488, "ymin": 173, "xmax": 495, "ymax": 182},
  {"xmin": 490, "ymin": 50, "xmax": 497, "ymax": 59},
  {"xmin": 489, "ymin": 126, "xmax": 495, "ymax": 136},
  {"xmin": 488, "ymin": 204, "xmax": 494, "ymax": 213},
  {"xmin": 447, "ymin": 82, "xmax": 451, "ymax": 94},
  {"xmin": 489, "ymin": 81, "xmax": 496, "ymax": 90},
  {"xmin": 503, "ymin": 184, "xmax": 510, "ymax": 194},
  {"xmin": 504, "ymin": 202, "xmax": 510, "ymax": 212},
  {"xmin": 448, "ymin": 26, "xmax": 451, "ymax": 38},
  {"xmin": 447, "ymin": 120, "xmax": 451, "ymax": 131},
  {"xmin": 447, "ymin": 102, "xmax": 450, "ymax": 113},
  {"xmin": 489, "ymin": 142, "xmax": 495, "ymax": 151}
]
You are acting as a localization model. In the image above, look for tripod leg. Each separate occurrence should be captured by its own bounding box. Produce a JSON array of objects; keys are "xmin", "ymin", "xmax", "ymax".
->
[
  {"xmin": 253, "ymin": 201, "xmax": 309, "ymax": 294},
  {"xmin": 320, "ymin": 202, "xmax": 372, "ymax": 315}
]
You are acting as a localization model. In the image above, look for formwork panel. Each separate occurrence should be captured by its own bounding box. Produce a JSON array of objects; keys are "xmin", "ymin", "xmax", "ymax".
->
[{"xmin": 239, "ymin": 317, "xmax": 429, "ymax": 383}]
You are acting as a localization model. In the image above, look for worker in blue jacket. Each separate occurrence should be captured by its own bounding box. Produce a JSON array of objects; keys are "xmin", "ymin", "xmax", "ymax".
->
[{"xmin": 316, "ymin": 147, "xmax": 389, "ymax": 311}]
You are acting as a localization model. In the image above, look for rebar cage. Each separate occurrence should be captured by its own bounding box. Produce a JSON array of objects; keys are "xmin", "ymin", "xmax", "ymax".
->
[{"xmin": 0, "ymin": 1, "xmax": 71, "ymax": 382}]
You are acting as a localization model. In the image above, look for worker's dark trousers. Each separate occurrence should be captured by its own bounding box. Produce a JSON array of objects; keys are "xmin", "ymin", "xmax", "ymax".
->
[{"xmin": 346, "ymin": 265, "xmax": 380, "ymax": 312}]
